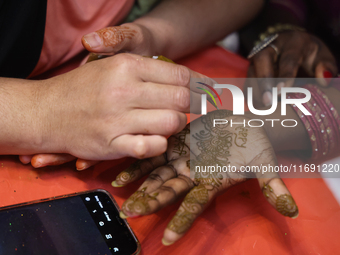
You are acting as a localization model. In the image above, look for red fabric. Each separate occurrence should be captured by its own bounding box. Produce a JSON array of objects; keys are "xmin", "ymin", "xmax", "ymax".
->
[{"xmin": 1, "ymin": 46, "xmax": 339, "ymax": 255}]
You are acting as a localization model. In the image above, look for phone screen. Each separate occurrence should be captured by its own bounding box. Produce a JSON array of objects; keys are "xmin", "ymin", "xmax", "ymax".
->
[{"xmin": 0, "ymin": 190, "xmax": 139, "ymax": 255}]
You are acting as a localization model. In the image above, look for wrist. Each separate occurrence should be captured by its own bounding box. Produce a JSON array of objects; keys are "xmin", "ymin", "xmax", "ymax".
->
[{"xmin": 0, "ymin": 78, "xmax": 56, "ymax": 154}]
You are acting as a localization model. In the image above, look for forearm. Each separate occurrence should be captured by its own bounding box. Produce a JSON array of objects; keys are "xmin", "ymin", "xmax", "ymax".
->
[
  {"xmin": 239, "ymin": 0, "xmax": 306, "ymax": 53},
  {"xmin": 133, "ymin": 0, "xmax": 264, "ymax": 59},
  {"xmin": 0, "ymin": 78, "xmax": 50, "ymax": 154}
]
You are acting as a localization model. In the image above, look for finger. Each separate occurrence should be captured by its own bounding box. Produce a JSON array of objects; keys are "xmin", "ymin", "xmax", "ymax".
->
[
  {"xmin": 108, "ymin": 134, "xmax": 168, "ymax": 161},
  {"xmin": 137, "ymin": 157, "xmax": 191, "ymax": 192},
  {"xmin": 114, "ymin": 126, "xmax": 191, "ymax": 187},
  {"xmin": 130, "ymin": 109, "xmax": 187, "ymax": 136},
  {"xmin": 252, "ymin": 47, "xmax": 277, "ymax": 106},
  {"xmin": 19, "ymin": 155, "xmax": 33, "ymax": 164},
  {"xmin": 277, "ymin": 45, "xmax": 304, "ymax": 88},
  {"xmin": 166, "ymin": 127, "xmax": 191, "ymax": 161},
  {"xmin": 118, "ymin": 53, "xmax": 217, "ymax": 91},
  {"xmin": 82, "ymin": 25, "xmax": 138, "ymax": 53},
  {"xmin": 162, "ymin": 184, "xmax": 217, "ymax": 246},
  {"xmin": 31, "ymin": 154, "xmax": 76, "ymax": 168},
  {"xmin": 76, "ymin": 159, "xmax": 101, "ymax": 171},
  {"xmin": 247, "ymin": 140, "xmax": 299, "ymax": 218},
  {"xmin": 243, "ymin": 64, "xmax": 266, "ymax": 109},
  {"xmin": 245, "ymin": 65, "xmax": 264, "ymax": 108},
  {"xmin": 258, "ymin": 178, "xmax": 299, "ymax": 218},
  {"xmin": 130, "ymin": 82, "xmax": 202, "ymax": 113},
  {"xmin": 302, "ymin": 36, "xmax": 337, "ymax": 86},
  {"xmin": 120, "ymin": 157, "xmax": 194, "ymax": 218},
  {"xmin": 112, "ymin": 154, "xmax": 167, "ymax": 187}
]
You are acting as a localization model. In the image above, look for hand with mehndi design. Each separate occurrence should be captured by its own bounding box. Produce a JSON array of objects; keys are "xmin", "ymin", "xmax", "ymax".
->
[{"xmin": 112, "ymin": 110, "xmax": 299, "ymax": 246}]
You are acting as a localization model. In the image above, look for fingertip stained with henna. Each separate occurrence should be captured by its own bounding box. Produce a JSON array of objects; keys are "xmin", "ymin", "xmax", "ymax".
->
[
  {"xmin": 96, "ymin": 26, "xmax": 137, "ymax": 49},
  {"xmin": 262, "ymin": 182, "xmax": 299, "ymax": 218},
  {"xmin": 121, "ymin": 187, "xmax": 158, "ymax": 217}
]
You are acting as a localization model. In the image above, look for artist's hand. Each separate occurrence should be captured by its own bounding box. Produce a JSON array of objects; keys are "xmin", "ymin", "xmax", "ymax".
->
[
  {"xmin": 19, "ymin": 53, "xmax": 212, "ymax": 164},
  {"xmin": 20, "ymin": 24, "xmax": 154, "ymax": 168},
  {"xmin": 248, "ymin": 31, "xmax": 337, "ymax": 107},
  {"xmin": 20, "ymin": 23, "xmax": 220, "ymax": 169},
  {"xmin": 111, "ymin": 110, "xmax": 299, "ymax": 245}
]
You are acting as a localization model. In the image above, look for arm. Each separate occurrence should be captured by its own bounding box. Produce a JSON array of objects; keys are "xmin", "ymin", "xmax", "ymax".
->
[
  {"xmin": 82, "ymin": 0, "xmax": 265, "ymax": 59},
  {"xmin": 0, "ymin": 78, "xmax": 49, "ymax": 154},
  {"xmin": 239, "ymin": 0, "xmax": 306, "ymax": 53},
  {"xmin": 133, "ymin": 0, "xmax": 265, "ymax": 59}
]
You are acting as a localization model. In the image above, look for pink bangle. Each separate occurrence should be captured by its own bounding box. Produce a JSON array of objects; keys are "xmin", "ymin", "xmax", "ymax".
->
[
  {"xmin": 289, "ymin": 84, "xmax": 340, "ymax": 159},
  {"xmin": 306, "ymin": 85, "xmax": 340, "ymax": 153}
]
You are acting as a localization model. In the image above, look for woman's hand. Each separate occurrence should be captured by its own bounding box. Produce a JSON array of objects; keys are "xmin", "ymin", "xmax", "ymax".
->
[
  {"xmin": 112, "ymin": 110, "xmax": 299, "ymax": 245},
  {"xmin": 21, "ymin": 22, "xmax": 220, "ymax": 169},
  {"xmin": 16, "ymin": 53, "xmax": 210, "ymax": 162},
  {"xmin": 248, "ymin": 30, "xmax": 338, "ymax": 107}
]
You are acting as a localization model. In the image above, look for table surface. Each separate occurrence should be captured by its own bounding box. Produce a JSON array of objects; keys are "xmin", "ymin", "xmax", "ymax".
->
[{"xmin": 1, "ymin": 46, "xmax": 339, "ymax": 255}]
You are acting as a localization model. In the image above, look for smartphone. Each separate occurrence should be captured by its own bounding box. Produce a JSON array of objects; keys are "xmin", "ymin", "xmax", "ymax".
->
[{"xmin": 0, "ymin": 189, "xmax": 140, "ymax": 255}]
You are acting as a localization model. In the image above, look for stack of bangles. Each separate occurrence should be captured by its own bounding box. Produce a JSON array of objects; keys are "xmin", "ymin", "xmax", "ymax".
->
[{"xmin": 289, "ymin": 84, "xmax": 340, "ymax": 159}]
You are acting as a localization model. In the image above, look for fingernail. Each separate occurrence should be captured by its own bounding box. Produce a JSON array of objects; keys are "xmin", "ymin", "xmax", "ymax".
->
[
  {"xmin": 276, "ymin": 194, "xmax": 299, "ymax": 218},
  {"xmin": 33, "ymin": 161, "xmax": 44, "ymax": 168},
  {"xmin": 119, "ymin": 211, "xmax": 129, "ymax": 219},
  {"xmin": 83, "ymin": 32, "xmax": 102, "ymax": 48},
  {"xmin": 291, "ymin": 211, "xmax": 299, "ymax": 219},
  {"xmin": 162, "ymin": 238, "xmax": 174, "ymax": 246},
  {"xmin": 323, "ymin": 70, "xmax": 333, "ymax": 78},
  {"xmin": 111, "ymin": 180, "xmax": 124, "ymax": 187},
  {"xmin": 323, "ymin": 70, "xmax": 333, "ymax": 86},
  {"xmin": 263, "ymin": 91, "xmax": 273, "ymax": 107},
  {"xmin": 76, "ymin": 164, "xmax": 87, "ymax": 171}
]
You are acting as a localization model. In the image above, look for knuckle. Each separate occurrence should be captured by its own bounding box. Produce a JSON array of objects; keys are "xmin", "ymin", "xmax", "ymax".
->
[
  {"xmin": 280, "ymin": 54, "xmax": 299, "ymax": 69},
  {"xmin": 114, "ymin": 53, "xmax": 136, "ymax": 71},
  {"xmin": 159, "ymin": 185, "xmax": 177, "ymax": 197},
  {"xmin": 148, "ymin": 173, "xmax": 164, "ymax": 183},
  {"xmin": 174, "ymin": 65, "xmax": 190, "ymax": 86},
  {"xmin": 174, "ymin": 87, "xmax": 190, "ymax": 110},
  {"xmin": 133, "ymin": 137, "xmax": 149, "ymax": 159},
  {"xmin": 163, "ymin": 111, "xmax": 182, "ymax": 134}
]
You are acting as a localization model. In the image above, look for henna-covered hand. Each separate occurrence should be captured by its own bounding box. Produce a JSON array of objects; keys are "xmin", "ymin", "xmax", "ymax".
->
[{"xmin": 112, "ymin": 110, "xmax": 299, "ymax": 245}]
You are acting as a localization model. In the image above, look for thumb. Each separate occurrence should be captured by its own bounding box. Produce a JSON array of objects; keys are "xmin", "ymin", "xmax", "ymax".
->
[{"xmin": 82, "ymin": 24, "xmax": 145, "ymax": 54}]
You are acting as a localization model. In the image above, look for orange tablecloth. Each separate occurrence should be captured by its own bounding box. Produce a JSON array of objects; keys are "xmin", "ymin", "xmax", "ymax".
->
[{"xmin": 1, "ymin": 46, "xmax": 339, "ymax": 255}]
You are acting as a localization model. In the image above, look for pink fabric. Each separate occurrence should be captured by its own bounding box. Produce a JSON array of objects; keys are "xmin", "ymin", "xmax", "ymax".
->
[
  {"xmin": 29, "ymin": 0, "xmax": 134, "ymax": 78},
  {"xmin": 290, "ymin": 85, "xmax": 340, "ymax": 160}
]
